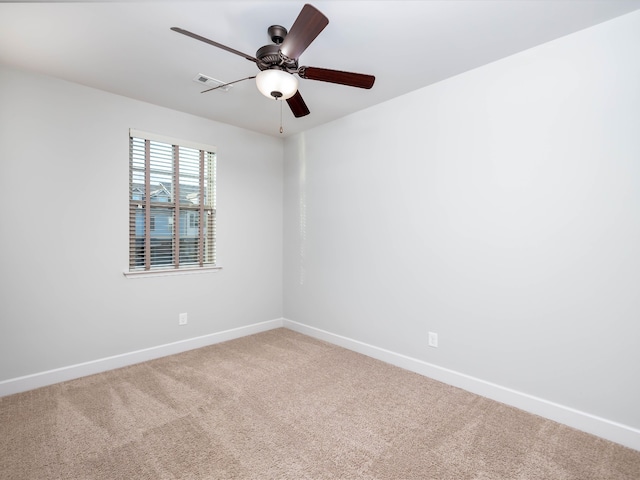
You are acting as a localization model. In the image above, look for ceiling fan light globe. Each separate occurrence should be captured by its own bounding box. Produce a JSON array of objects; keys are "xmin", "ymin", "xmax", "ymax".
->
[{"xmin": 256, "ymin": 69, "xmax": 298, "ymax": 100}]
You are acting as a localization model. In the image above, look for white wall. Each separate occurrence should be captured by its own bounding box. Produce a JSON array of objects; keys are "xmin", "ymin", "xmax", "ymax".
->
[
  {"xmin": 0, "ymin": 65, "xmax": 283, "ymax": 382},
  {"xmin": 1, "ymin": 8, "xmax": 639, "ymax": 449},
  {"xmin": 283, "ymin": 10, "xmax": 640, "ymax": 435}
]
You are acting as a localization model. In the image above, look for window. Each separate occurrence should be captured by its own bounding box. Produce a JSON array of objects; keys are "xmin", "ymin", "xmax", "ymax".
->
[{"xmin": 128, "ymin": 129, "xmax": 216, "ymax": 274}]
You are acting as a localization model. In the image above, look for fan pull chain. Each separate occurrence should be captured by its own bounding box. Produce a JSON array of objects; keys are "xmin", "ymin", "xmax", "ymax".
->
[{"xmin": 279, "ymin": 100, "xmax": 284, "ymax": 134}]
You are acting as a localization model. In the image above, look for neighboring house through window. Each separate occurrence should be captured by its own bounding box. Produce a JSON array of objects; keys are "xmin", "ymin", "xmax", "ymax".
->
[{"xmin": 128, "ymin": 129, "xmax": 216, "ymax": 273}]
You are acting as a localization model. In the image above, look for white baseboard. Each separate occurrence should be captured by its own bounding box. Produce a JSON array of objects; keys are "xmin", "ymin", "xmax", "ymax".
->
[
  {"xmin": 0, "ymin": 318, "xmax": 284, "ymax": 398},
  {"xmin": 283, "ymin": 318, "xmax": 640, "ymax": 452},
  {"xmin": 3, "ymin": 316, "xmax": 638, "ymax": 451}
]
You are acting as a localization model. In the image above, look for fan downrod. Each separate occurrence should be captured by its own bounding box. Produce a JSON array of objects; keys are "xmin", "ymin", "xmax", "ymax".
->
[
  {"xmin": 256, "ymin": 25, "xmax": 298, "ymax": 72},
  {"xmin": 268, "ymin": 25, "xmax": 287, "ymax": 45}
]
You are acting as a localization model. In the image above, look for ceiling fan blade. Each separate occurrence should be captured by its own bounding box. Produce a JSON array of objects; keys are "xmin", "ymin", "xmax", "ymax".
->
[
  {"xmin": 200, "ymin": 75, "xmax": 256, "ymax": 93},
  {"xmin": 280, "ymin": 4, "xmax": 329, "ymax": 60},
  {"xmin": 298, "ymin": 66, "xmax": 375, "ymax": 89},
  {"xmin": 171, "ymin": 27, "xmax": 258, "ymax": 63},
  {"xmin": 286, "ymin": 90, "xmax": 310, "ymax": 118}
]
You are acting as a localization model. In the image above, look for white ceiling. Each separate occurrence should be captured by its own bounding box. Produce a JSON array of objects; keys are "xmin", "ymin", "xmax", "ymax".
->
[{"xmin": 2, "ymin": 0, "xmax": 640, "ymax": 138}]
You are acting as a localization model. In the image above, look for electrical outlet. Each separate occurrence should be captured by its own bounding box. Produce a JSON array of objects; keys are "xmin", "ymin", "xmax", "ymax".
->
[
  {"xmin": 428, "ymin": 331, "xmax": 438, "ymax": 348},
  {"xmin": 179, "ymin": 313, "xmax": 188, "ymax": 326}
]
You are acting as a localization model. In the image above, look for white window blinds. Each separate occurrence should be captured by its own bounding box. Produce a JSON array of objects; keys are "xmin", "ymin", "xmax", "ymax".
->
[{"xmin": 129, "ymin": 129, "xmax": 216, "ymax": 272}]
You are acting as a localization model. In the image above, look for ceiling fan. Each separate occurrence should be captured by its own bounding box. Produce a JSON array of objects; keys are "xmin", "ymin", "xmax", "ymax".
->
[{"xmin": 171, "ymin": 3, "xmax": 375, "ymax": 119}]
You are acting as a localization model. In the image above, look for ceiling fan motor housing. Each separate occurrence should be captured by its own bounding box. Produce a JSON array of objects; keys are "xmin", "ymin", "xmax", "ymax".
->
[{"xmin": 256, "ymin": 25, "xmax": 298, "ymax": 73}]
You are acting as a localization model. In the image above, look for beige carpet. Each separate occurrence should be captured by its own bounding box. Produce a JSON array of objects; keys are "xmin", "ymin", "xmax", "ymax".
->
[{"xmin": 1, "ymin": 328, "xmax": 639, "ymax": 479}]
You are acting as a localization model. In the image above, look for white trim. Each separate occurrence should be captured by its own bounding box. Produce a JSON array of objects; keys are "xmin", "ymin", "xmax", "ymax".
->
[
  {"xmin": 4, "ymin": 316, "xmax": 637, "ymax": 451},
  {"xmin": 283, "ymin": 318, "xmax": 640, "ymax": 452},
  {"xmin": 0, "ymin": 318, "xmax": 284, "ymax": 398},
  {"xmin": 123, "ymin": 265, "xmax": 223, "ymax": 278},
  {"xmin": 129, "ymin": 128, "xmax": 216, "ymax": 153}
]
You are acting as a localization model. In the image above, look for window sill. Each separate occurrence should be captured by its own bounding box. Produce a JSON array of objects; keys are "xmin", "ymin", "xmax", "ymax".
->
[{"xmin": 123, "ymin": 266, "xmax": 223, "ymax": 279}]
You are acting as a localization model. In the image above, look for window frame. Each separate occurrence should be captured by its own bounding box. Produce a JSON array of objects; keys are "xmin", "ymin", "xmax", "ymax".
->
[{"xmin": 124, "ymin": 129, "xmax": 221, "ymax": 278}]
